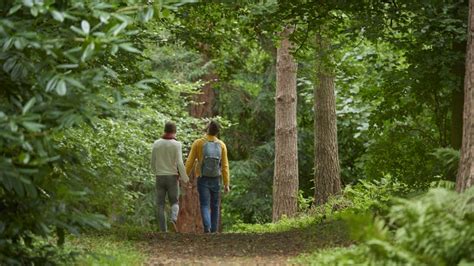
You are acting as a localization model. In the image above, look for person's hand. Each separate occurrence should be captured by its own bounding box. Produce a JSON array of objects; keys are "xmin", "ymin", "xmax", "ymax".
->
[
  {"xmin": 224, "ymin": 185, "xmax": 230, "ymax": 193},
  {"xmin": 180, "ymin": 175, "xmax": 190, "ymax": 184}
]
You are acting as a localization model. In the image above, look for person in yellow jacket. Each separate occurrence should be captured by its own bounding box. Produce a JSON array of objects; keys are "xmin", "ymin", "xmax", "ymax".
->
[{"xmin": 185, "ymin": 120, "xmax": 230, "ymax": 233}]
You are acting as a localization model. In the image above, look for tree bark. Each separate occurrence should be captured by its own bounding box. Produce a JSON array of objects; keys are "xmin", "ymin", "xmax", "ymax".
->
[
  {"xmin": 177, "ymin": 162, "xmax": 203, "ymax": 233},
  {"xmin": 457, "ymin": 0, "xmax": 474, "ymax": 192},
  {"xmin": 190, "ymin": 44, "xmax": 217, "ymax": 118},
  {"xmin": 190, "ymin": 71, "xmax": 217, "ymax": 118},
  {"xmin": 272, "ymin": 26, "xmax": 299, "ymax": 222},
  {"xmin": 178, "ymin": 45, "xmax": 217, "ymax": 233},
  {"xmin": 314, "ymin": 34, "xmax": 342, "ymax": 205}
]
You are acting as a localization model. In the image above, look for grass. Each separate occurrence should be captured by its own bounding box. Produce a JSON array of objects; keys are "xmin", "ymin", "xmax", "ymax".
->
[
  {"xmin": 67, "ymin": 233, "xmax": 148, "ymax": 266},
  {"xmin": 228, "ymin": 214, "xmax": 321, "ymax": 233}
]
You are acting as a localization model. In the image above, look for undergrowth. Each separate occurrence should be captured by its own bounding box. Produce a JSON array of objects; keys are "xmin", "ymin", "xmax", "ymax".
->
[
  {"xmin": 295, "ymin": 186, "xmax": 474, "ymax": 265},
  {"xmin": 68, "ymin": 233, "xmax": 147, "ymax": 266}
]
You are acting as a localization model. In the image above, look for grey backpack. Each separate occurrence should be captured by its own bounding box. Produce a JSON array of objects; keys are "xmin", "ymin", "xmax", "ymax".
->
[{"xmin": 201, "ymin": 139, "xmax": 222, "ymax": 177}]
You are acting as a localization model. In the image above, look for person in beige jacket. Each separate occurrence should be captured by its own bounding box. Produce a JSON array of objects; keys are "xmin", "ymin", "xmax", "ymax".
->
[{"xmin": 151, "ymin": 121, "xmax": 189, "ymax": 232}]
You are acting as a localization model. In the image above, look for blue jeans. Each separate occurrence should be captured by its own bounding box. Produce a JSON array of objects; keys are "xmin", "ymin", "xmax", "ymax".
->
[{"xmin": 197, "ymin": 176, "xmax": 220, "ymax": 233}]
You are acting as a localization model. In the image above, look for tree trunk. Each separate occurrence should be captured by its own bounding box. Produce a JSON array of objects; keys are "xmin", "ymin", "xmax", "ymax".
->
[
  {"xmin": 190, "ymin": 44, "xmax": 217, "ymax": 118},
  {"xmin": 272, "ymin": 26, "xmax": 299, "ymax": 222},
  {"xmin": 178, "ymin": 46, "xmax": 217, "ymax": 233},
  {"xmin": 314, "ymin": 34, "xmax": 342, "ymax": 205},
  {"xmin": 457, "ymin": 0, "xmax": 474, "ymax": 192},
  {"xmin": 190, "ymin": 71, "xmax": 217, "ymax": 118},
  {"xmin": 177, "ymin": 162, "xmax": 203, "ymax": 233}
]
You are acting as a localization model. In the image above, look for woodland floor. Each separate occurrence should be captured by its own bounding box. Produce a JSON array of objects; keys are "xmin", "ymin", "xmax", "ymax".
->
[{"xmin": 139, "ymin": 220, "xmax": 351, "ymax": 265}]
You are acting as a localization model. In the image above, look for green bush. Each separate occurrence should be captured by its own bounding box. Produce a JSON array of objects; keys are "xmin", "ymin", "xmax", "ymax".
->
[
  {"xmin": 298, "ymin": 187, "xmax": 474, "ymax": 265},
  {"xmin": 230, "ymin": 176, "xmax": 409, "ymax": 233},
  {"xmin": 0, "ymin": 0, "xmax": 189, "ymax": 263}
]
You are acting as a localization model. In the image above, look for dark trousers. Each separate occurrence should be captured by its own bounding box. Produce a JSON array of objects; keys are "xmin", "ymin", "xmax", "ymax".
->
[{"xmin": 156, "ymin": 175, "xmax": 179, "ymax": 232}]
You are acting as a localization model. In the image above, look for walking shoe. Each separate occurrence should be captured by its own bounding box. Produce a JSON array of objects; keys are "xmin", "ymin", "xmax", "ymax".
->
[{"xmin": 171, "ymin": 220, "xmax": 178, "ymax": 233}]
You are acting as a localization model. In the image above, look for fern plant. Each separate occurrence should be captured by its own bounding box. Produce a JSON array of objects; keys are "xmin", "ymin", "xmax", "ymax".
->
[{"xmin": 299, "ymin": 187, "xmax": 474, "ymax": 265}]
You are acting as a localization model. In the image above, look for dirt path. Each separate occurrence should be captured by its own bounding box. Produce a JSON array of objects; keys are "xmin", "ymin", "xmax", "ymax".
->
[{"xmin": 140, "ymin": 221, "xmax": 350, "ymax": 265}]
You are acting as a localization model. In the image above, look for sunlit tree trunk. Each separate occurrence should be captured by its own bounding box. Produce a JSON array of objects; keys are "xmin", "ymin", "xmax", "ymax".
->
[
  {"xmin": 457, "ymin": 0, "xmax": 474, "ymax": 192},
  {"xmin": 314, "ymin": 33, "xmax": 342, "ymax": 205},
  {"xmin": 273, "ymin": 26, "xmax": 299, "ymax": 222}
]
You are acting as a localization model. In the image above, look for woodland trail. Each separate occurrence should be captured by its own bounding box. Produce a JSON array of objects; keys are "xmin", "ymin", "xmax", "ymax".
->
[{"xmin": 140, "ymin": 220, "xmax": 350, "ymax": 265}]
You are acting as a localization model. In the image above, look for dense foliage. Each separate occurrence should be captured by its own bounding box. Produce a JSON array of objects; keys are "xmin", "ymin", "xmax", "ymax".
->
[
  {"xmin": 298, "ymin": 187, "xmax": 474, "ymax": 265},
  {"xmin": 0, "ymin": 0, "xmax": 196, "ymax": 263},
  {"xmin": 1, "ymin": 0, "xmax": 473, "ymax": 264}
]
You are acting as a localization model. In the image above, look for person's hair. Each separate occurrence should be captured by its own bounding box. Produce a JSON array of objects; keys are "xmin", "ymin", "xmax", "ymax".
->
[
  {"xmin": 164, "ymin": 121, "xmax": 176, "ymax": 134},
  {"xmin": 207, "ymin": 120, "xmax": 220, "ymax": 136}
]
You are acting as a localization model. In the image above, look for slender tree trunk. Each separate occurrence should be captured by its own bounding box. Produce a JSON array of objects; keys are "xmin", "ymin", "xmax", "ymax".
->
[
  {"xmin": 314, "ymin": 34, "xmax": 342, "ymax": 205},
  {"xmin": 457, "ymin": 0, "xmax": 474, "ymax": 192},
  {"xmin": 273, "ymin": 26, "xmax": 299, "ymax": 222}
]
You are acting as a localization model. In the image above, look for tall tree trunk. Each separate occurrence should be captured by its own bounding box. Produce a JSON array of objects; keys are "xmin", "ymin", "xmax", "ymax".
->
[
  {"xmin": 457, "ymin": 0, "xmax": 474, "ymax": 192},
  {"xmin": 190, "ymin": 44, "xmax": 217, "ymax": 118},
  {"xmin": 178, "ymin": 46, "xmax": 217, "ymax": 233},
  {"xmin": 314, "ymin": 34, "xmax": 342, "ymax": 205},
  {"xmin": 272, "ymin": 26, "xmax": 299, "ymax": 222}
]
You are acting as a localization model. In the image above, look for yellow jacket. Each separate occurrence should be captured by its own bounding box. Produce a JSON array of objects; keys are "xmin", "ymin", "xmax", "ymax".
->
[{"xmin": 185, "ymin": 134, "xmax": 230, "ymax": 186}]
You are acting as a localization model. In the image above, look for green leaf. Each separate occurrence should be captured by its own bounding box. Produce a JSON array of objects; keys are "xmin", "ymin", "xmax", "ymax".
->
[
  {"xmin": 100, "ymin": 13, "xmax": 111, "ymax": 23},
  {"xmin": 7, "ymin": 5, "xmax": 22, "ymax": 16},
  {"xmin": 30, "ymin": 7, "xmax": 38, "ymax": 17},
  {"xmin": 56, "ymin": 64, "xmax": 79, "ymax": 69},
  {"xmin": 18, "ymin": 152, "xmax": 30, "ymax": 164},
  {"xmin": 9, "ymin": 121, "xmax": 18, "ymax": 132},
  {"xmin": 3, "ymin": 37, "xmax": 13, "ymax": 51},
  {"xmin": 111, "ymin": 44, "xmax": 119, "ymax": 55},
  {"xmin": 81, "ymin": 20, "xmax": 90, "ymax": 35},
  {"xmin": 25, "ymin": 183, "xmax": 37, "ymax": 198},
  {"xmin": 143, "ymin": 7, "xmax": 154, "ymax": 22},
  {"xmin": 51, "ymin": 10, "xmax": 65, "ymax": 22},
  {"xmin": 111, "ymin": 22, "xmax": 127, "ymax": 36},
  {"xmin": 119, "ymin": 43, "xmax": 140, "ymax": 53},
  {"xmin": 65, "ymin": 77, "xmax": 85, "ymax": 89},
  {"xmin": 56, "ymin": 79, "xmax": 67, "ymax": 96},
  {"xmin": 22, "ymin": 97, "xmax": 36, "ymax": 114},
  {"xmin": 3, "ymin": 56, "xmax": 17, "ymax": 73},
  {"xmin": 81, "ymin": 42, "xmax": 95, "ymax": 62},
  {"xmin": 46, "ymin": 76, "xmax": 58, "ymax": 92},
  {"xmin": 12, "ymin": 177, "xmax": 25, "ymax": 197},
  {"xmin": 71, "ymin": 26, "xmax": 85, "ymax": 36},
  {"xmin": 23, "ymin": 0, "xmax": 33, "ymax": 7},
  {"xmin": 22, "ymin": 121, "xmax": 45, "ymax": 132}
]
